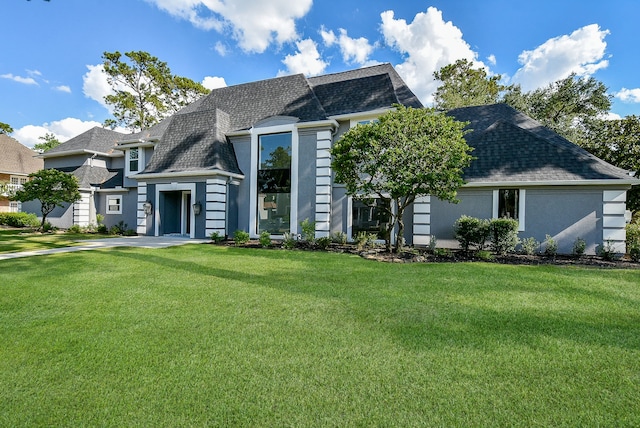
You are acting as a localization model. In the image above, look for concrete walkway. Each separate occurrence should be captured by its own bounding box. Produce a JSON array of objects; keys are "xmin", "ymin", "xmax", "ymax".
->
[{"xmin": 0, "ymin": 236, "xmax": 209, "ymax": 261}]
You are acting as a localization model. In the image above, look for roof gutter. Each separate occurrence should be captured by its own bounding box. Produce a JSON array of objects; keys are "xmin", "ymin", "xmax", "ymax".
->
[
  {"xmin": 132, "ymin": 169, "xmax": 245, "ymax": 181},
  {"xmin": 463, "ymin": 178, "xmax": 640, "ymax": 188},
  {"xmin": 39, "ymin": 149, "xmax": 122, "ymax": 159}
]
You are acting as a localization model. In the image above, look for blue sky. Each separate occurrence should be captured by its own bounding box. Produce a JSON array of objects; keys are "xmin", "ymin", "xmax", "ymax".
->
[{"xmin": 2, "ymin": 0, "xmax": 640, "ymax": 147}]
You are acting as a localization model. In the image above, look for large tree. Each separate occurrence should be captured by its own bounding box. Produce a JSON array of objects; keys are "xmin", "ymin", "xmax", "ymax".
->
[
  {"xmin": 12, "ymin": 169, "xmax": 81, "ymax": 231},
  {"xmin": 102, "ymin": 51, "xmax": 210, "ymax": 132},
  {"xmin": 33, "ymin": 132, "xmax": 61, "ymax": 152},
  {"xmin": 331, "ymin": 105, "xmax": 473, "ymax": 252},
  {"xmin": 433, "ymin": 59, "xmax": 507, "ymax": 110},
  {"xmin": 581, "ymin": 116, "xmax": 640, "ymax": 212},
  {"xmin": 502, "ymin": 73, "xmax": 611, "ymax": 143}
]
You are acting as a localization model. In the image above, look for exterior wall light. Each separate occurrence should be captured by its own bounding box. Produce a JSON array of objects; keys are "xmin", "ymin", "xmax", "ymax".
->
[{"xmin": 192, "ymin": 201, "xmax": 202, "ymax": 216}]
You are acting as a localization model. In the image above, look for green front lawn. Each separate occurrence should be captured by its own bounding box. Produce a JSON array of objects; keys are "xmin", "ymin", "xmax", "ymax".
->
[
  {"xmin": 1, "ymin": 245, "xmax": 639, "ymax": 426},
  {"xmin": 0, "ymin": 229, "xmax": 110, "ymax": 253}
]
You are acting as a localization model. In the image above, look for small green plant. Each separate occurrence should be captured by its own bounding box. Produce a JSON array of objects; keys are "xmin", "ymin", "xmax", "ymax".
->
[
  {"xmin": 316, "ymin": 236, "xmax": 332, "ymax": 250},
  {"xmin": 97, "ymin": 224, "xmax": 109, "ymax": 234},
  {"xmin": 67, "ymin": 224, "xmax": 82, "ymax": 234},
  {"xmin": 476, "ymin": 250, "xmax": 494, "ymax": 261},
  {"xmin": 598, "ymin": 240, "xmax": 618, "ymax": 261},
  {"xmin": 428, "ymin": 235, "xmax": 437, "ymax": 254},
  {"xmin": 627, "ymin": 220, "xmax": 640, "ymax": 259},
  {"xmin": 281, "ymin": 232, "xmax": 296, "ymax": 250},
  {"xmin": 572, "ymin": 237, "xmax": 586, "ymax": 257},
  {"xmin": 259, "ymin": 231, "xmax": 272, "ymax": 248},
  {"xmin": 354, "ymin": 231, "xmax": 377, "ymax": 251},
  {"xmin": 233, "ymin": 229, "xmax": 250, "ymax": 246},
  {"xmin": 629, "ymin": 244, "xmax": 640, "ymax": 262},
  {"xmin": 41, "ymin": 221, "xmax": 55, "ymax": 233},
  {"xmin": 543, "ymin": 234, "xmax": 558, "ymax": 257},
  {"xmin": 433, "ymin": 247, "xmax": 452, "ymax": 258},
  {"xmin": 520, "ymin": 237, "xmax": 539, "ymax": 255},
  {"xmin": 96, "ymin": 213, "xmax": 105, "ymax": 226},
  {"xmin": 210, "ymin": 231, "xmax": 224, "ymax": 244},
  {"xmin": 300, "ymin": 218, "xmax": 316, "ymax": 243},
  {"xmin": 330, "ymin": 231, "xmax": 347, "ymax": 245}
]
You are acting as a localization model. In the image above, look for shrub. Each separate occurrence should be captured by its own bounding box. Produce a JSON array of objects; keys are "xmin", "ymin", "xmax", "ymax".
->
[
  {"xmin": 300, "ymin": 218, "xmax": 316, "ymax": 243},
  {"xmin": 210, "ymin": 231, "xmax": 224, "ymax": 244},
  {"xmin": 97, "ymin": 224, "xmax": 109, "ymax": 234},
  {"xmin": 67, "ymin": 224, "xmax": 82, "ymax": 234},
  {"xmin": 627, "ymin": 220, "xmax": 640, "ymax": 253},
  {"xmin": 598, "ymin": 240, "xmax": 619, "ymax": 261},
  {"xmin": 330, "ymin": 231, "xmax": 347, "ymax": 245},
  {"xmin": 433, "ymin": 247, "xmax": 452, "ymax": 258},
  {"xmin": 454, "ymin": 215, "xmax": 489, "ymax": 253},
  {"xmin": 476, "ymin": 250, "xmax": 494, "ymax": 261},
  {"xmin": 95, "ymin": 213, "xmax": 105, "ymax": 226},
  {"xmin": 428, "ymin": 235, "xmax": 437, "ymax": 254},
  {"xmin": 0, "ymin": 212, "xmax": 40, "ymax": 228},
  {"xmin": 572, "ymin": 237, "xmax": 586, "ymax": 257},
  {"xmin": 41, "ymin": 221, "xmax": 55, "ymax": 233},
  {"xmin": 520, "ymin": 237, "xmax": 539, "ymax": 255},
  {"xmin": 316, "ymin": 236, "xmax": 332, "ymax": 250},
  {"xmin": 354, "ymin": 231, "xmax": 377, "ymax": 251},
  {"xmin": 543, "ymin": 234, "xmax": 558, "ymax": 257},
  {"xmin": 489, "ymin": 218, "xmax": 519, "ymax": 255},
  {"xmin": 282, "ymin": 232, "xmax": 296, "ymax": 250},
  {"xmin": 629, "ymin": 244, "xmax": 640, "ymax": 262},
  {"xmin": 259, "ymin": 231, "xmax": 272, "ymax": 248},
  {"xmin": 233, "ymin": 229, "xmax": 250, "ymax": 246}
]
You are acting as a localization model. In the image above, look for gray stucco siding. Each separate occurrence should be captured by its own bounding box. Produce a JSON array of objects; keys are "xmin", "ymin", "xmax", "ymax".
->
[
  {"xmin": 296, "ymin": 130, "xmax": 318, "ymax": 233},
  {"xmin": 230, "ymin": 136, "xmax": 251, "ymax": 233},
  {"xmin": 430, "ymin": 189, "xmax": 494, "ymax": 243}
]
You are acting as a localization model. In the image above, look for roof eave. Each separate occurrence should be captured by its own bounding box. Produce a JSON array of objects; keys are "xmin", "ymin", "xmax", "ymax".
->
[
  {"xmin": 132, "ymin": 169, "xmax": 245, "ymax": 181},
  {"xmin": 40, "ymin": 149, "xmax": 123, "ymax": 159},
  {"xmin": 463, "ymin": 179, "xmax": 640, "ymax": 188}
]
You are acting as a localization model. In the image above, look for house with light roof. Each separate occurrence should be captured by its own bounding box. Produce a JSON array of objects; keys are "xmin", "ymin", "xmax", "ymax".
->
[{"xmin": 0, "ymin": 134, "xmax": 43, "ymax": 212}]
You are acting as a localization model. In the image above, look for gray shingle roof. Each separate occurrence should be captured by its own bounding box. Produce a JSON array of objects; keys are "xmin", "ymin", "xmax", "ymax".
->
[
  {"xmin": 44, "ymin": 127, "xmax": 127, "ymax": 156},
  {"xmin": 0, "ymin": 134, "xmax": 43, "ymax": 174},
  {"xmin": 57, "ymin": 165, "xmax": 120, "ymax": 188},
  {"xmin": 448, "ymin": 103, "xmax": 637, "ymax": 183}
]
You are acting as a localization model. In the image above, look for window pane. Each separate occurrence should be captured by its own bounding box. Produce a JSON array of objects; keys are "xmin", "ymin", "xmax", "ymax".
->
[
  {"xmin": 129, "ymin": 148, "xmax": 139, "ymax": 172},
  {"xmin": 498, "ymin": 189, "xmax": 519, "ymax": 219},
  {"xmin": 259, "ymin": 133, "xmax": 291, "ymax": 169},
  {"xmin": 257, "ymin": 133, "xmax": 292, "ymax": 234},
  {"xmin": 352, "ymin": 199, "xmax": 390, "ymax": 239},
  {"xmin": 258, "ymin": 192, "xmax": 291, "ymax": 234}
]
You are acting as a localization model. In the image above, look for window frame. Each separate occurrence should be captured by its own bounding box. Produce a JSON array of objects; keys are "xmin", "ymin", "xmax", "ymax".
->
[
  {"xmin": 347, "ymin": 196, "xmax": 395, "ymax": 243},
  {"xmin": 125, "ymin": 147, "xmax": 144, "ymax": 176},
  {"xmin": 106, "ymin": 195, "xmax": 123, "ymax": 215},
  {"xmin": 492, "ymin": 189, "xmax": 526, "ymax": 232}
]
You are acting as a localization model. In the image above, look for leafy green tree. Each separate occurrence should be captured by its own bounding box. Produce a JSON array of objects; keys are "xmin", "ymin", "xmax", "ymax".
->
[
  {"xmin": 433, "ymin": 59, "xmax": 507, "ymax": 110},
  {"xmin": 581, "ymin": 116, "xmax": 640, "ymax": 212},
  {"xmin": 331, "ymin": 105, "xmax": 473, "ymax": 252},
  {"xmin": 0, "ymin": 122, "xmax": 13, "ymax": 134},
  {"xmin": 33, "ymin": 132, "xmax": 61, "ymax": 152},
  {"xmin": 11, "ymin": 169, "xmax": 81, "ymax": 231},
  {"xmin": 102, "ymin": 51, "xmax": 210, "ymax": 132},
  {"xmin": 503, "ymin": 73, "xmax": 611, "ymax": 143}
]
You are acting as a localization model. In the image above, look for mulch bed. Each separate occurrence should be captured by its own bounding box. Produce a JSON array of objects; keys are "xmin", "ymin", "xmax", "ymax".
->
[{"xmin": 215, "ymin": 240, "xmax": 640, "ymax": 269}]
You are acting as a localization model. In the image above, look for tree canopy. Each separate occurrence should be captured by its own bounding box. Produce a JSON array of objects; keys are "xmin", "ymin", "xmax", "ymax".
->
[
  {"xmin": 331, "ymin": 105, "xmax": 473, "ymax": 252},
  {"xmin": 12, "ymin": 169, "xmax": 81, "ymax": 231},
  {"xmin": 33, "ymin": 133, "xmax": 62, "ymax": 152},
  {"xmin": 102, "ymin": 51, "xmax": 210, "ymax": 132},
  {"xmin": 433, "ymin": 59, "xmax": 507, "ymax": 110},
  {"xmin": 0, "ymin": 122, "xmax": 13, "ymax": 134}
]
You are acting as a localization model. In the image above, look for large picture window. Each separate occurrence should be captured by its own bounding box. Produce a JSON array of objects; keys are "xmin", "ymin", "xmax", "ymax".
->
[
  {"xmin": 352, "ymin": 198, "xmax": 391, "ymax": 240},
  {"xmin": 257, "ymin": 132, "xmax": 292, "ymax": 234}
]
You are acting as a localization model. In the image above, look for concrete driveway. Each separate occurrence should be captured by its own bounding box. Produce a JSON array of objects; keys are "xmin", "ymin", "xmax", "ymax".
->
[{"xmin": 0, "ymin": 236, "xmax": 209, "ymax": 261}]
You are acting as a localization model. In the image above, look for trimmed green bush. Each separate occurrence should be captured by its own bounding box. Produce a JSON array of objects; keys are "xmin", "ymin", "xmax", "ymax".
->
[
  {"xmin": 300, "ymin": 218, "xmax": 316, "ymax": 243},
  {"xmin": 233, "ymin": 229, "xmax": 250, "ymax": 246},
  {"xmin": 259, "ymin": 231, "xmax": 271, "ymax": 248},
  {"xmin": 454, "ymin": 215, "xmax": 490, "ymax": 253},
  {"xmin": 489, "ymin": 218, "xmax": 519, "ymax": 255},
  {"xmin": 0, "ymin": 212, "xmax": 40, "ymax": 228},
  {"xmin": 520, "ymin": 237, "xmax": 540, "ymax": 255}
]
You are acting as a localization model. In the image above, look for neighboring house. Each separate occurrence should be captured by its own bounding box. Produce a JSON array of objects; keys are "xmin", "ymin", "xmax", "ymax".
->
[
  {"xmin": 0, "ymin": 134, "xmax": 44, "ymax": 212},
  {"xmin": 37, "ymin": 64, "xmax": 639, "ymax": 254}
]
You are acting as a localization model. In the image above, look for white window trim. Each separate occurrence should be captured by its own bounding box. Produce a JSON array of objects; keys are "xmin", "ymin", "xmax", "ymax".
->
[
  {"xmin": 106, "ymin": 195, "xmax": 123, "ymax": 214},
  {"xmin": 492, "ymin": 189, "xmax": 526, "ymax": 232},
  {"xmin": 125, "ymin": 147, "xmax": 145, "ymax": 176},
  {"xmin": 249, "ymin": 124, "xmax": 298, "ymax": 239}
]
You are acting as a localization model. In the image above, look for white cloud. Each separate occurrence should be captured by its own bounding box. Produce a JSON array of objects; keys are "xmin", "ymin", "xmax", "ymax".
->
[
  {"xmin": 322, "ymin": 28, "xmax": 375, "ymax": 65},
  {"xmin": 13, "ymin": 118, "xmax": 104, "ymax": 148},
  {"xmin": 1, "ymin": 73, "xmax": 38, "ymax": 85},
  {"xmin": 82, "ymin": 64, "xmax": 115, "ymax": 111},
  {"xmin": 380, "ymin": 7, "xmax": 485, "ymax": 106},
  {"xmin": 145, "ymin": 0, "xmax": 312, "ymax": 53},
  {"xmin": 279, "ymin": 39, "xmax": 328, "ymax": 77},
  {"xmin": 202, "ymin": 76, "xmax": 227, "ymax": 90},
  {"xmin": 487, "ymin": 54, "xmax": 497, "ymax": 66},
  {"xmin": 512, "ymin": 24, "xmax": 610, "ymax": 91},
  {"xmin": 54, "ymin": 85, "xmax": 72, "ymax": 93},
  {"xmin": 615, "ymin": 88, "xmax": 640, "ymax": 103},
  {"xmin": 214, "ymin": 41, "xmax": 228, "ymax": 56}
]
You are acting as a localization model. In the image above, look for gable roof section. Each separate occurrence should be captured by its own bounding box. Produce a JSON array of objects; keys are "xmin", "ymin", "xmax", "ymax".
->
[
  {"xmin": 0, "ymin": 134, "xmax": 43, "ymax": 175},
  {"xmin": 448, "ymin": 103, "xmax": 638, "ymax": 184},
  {"xmin": 43, "ymin": 127, "xmax": 127, "ymax": 157}
]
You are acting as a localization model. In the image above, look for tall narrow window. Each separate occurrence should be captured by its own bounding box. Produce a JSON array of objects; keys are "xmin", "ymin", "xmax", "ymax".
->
[
  {"xmin": 129, "ymin": 148, "xmax": 139, "ymax": 173},
  {"xmin": 257, "ymin": 133, "xmax": 292, "ymax": 234},
  {"xmin": 498, "ymin": 189, "xmax": 519, "ymax": 219},
  {"xmin": 352, "ymin": 198, "xmax": 391, "ymax": 240}
]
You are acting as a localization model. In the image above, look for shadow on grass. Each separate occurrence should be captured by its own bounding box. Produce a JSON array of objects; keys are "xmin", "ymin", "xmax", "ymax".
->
[{"xmin": 100, "ymin": 245, "xmax": 640, "ymax": 353}]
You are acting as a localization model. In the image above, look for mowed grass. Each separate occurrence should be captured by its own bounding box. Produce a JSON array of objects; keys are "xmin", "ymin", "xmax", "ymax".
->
[
  {"xmin": 1, "ymin": 245, "xmax": 639, "ymax": 426},
  {"xmin": 0, "ymin": 229, "xmax": 110, "ymax": 253}
]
